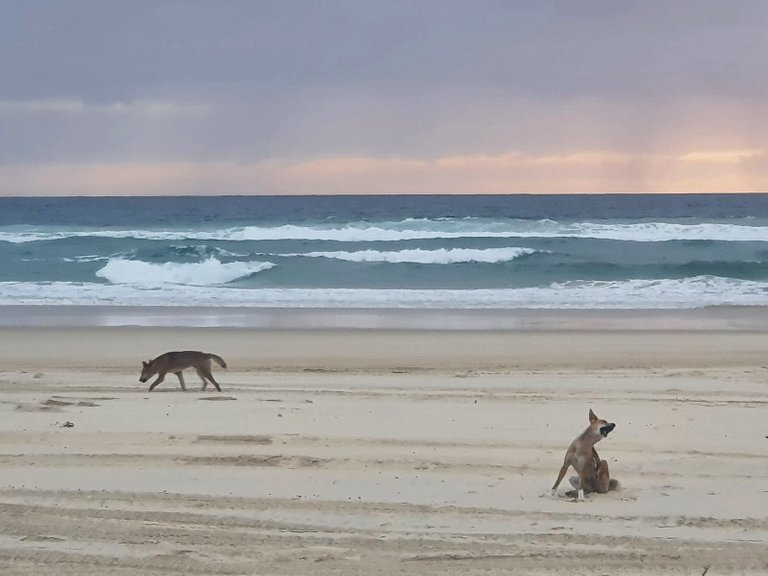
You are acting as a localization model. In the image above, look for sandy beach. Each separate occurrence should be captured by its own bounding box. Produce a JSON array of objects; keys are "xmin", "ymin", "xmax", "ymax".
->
[{"xmin": 1, "ymin": 310, "xmax": 767, "ymax": 575}]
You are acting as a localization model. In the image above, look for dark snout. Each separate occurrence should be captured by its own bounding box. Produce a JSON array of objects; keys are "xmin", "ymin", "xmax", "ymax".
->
[
  {"xmin": 139, "ymin": 376, "xmax": 148, "ymax": 383},
  {"xmin": 600, "ymin": 422, "xmax": 616, "ymax": 437}
]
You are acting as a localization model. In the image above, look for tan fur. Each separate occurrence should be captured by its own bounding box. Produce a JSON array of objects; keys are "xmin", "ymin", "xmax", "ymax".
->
[
  {"xmin": 551, "ymin": 409, "xmax": 617, "ymax": 500},
  {"xmin": 139, "ymin": 351, "xmax": 227, "ymax": 392}
]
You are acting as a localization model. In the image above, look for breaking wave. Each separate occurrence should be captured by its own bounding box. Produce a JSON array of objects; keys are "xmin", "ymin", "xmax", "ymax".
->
[
  {"xmin": 95, "ymin": 257, "xmax": 274, "ymax": 287},
  {"xmin": 2, "ymin": 219, "xmax": 767, "ymax": 244},
  {"xmin": 298, "ymin": 247, "xmax": 537, "ymax": 264}
]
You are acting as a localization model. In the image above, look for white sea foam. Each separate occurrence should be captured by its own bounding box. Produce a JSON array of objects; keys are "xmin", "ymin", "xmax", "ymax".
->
[
  {"xmin": 558, "ymin": 221, "xmax": 768, "ymax": 242},
  {"xmin": 2, "ymin": 276, "xmax": 765, "ymax": 309},
  {"xmin": 95, "ymin": 257, "xmax": 274, "ymax": 287},
  {"xmin": 62, "ymin": 255, "xmax": 112, "ymax": 263},
  {"xmin": 298, "ymin": 247, "xmax": 536, "ymax": 264},
  {"xmin": 168, "ymin": 244, "xmax": 248, "ymax": 258},
  {"xmin": 1, "ymin": 219, "xmax": 766, "ymax": 243}
]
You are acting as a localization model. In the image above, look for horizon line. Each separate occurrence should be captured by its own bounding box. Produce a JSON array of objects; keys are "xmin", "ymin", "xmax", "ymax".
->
[{"xmin": 1, "ymin": 190, "xmax": 767, "ymax": 199}]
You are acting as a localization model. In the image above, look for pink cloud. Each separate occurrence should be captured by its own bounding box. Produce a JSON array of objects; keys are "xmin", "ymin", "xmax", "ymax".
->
[{"xmin": 1, "ymin": 149, "xmax": 766, "ymax": 196}]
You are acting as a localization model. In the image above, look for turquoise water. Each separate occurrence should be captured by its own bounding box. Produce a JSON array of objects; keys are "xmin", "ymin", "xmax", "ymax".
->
[{"xmin": 1, "ymin": 194, "xmax": 766, "ymax": 309}]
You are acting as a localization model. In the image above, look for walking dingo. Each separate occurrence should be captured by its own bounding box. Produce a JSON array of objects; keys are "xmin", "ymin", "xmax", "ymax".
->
[
  {"xmin": 139, "ymin": 351, "xmax": 227, "ymax": 392},
  {"xmin": 551, "ymin": 409, "xmax": 618, "ymax": 500}
]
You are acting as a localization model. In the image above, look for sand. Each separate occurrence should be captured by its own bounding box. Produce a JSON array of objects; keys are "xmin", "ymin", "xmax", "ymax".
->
[{"xmin": 0, "ymin": 316, "xmax": 767, "ymax": 574}]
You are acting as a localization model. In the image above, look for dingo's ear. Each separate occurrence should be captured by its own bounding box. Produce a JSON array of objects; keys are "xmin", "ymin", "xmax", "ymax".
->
[
  {"xmin": 589, "ymin": 409, "xmax": 598, "ymax": 423},
  {"xmin": 142, "ymin": 361, "xmax": 149, "ymax": 367}
]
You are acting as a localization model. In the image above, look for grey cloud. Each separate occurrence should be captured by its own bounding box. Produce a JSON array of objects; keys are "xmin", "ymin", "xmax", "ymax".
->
[
  {"xmin": 5, "ymin": 1, "xmax": 768, "ymax": 101},
  {"xmin": 2, "ymin": 0, "xmax": 768, "ymax": 167}
]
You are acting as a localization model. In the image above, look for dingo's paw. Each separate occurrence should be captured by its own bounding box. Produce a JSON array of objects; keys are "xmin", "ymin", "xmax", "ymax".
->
[{"xmin": 570, "ymin": 489, "xmax": 586, "ymax": 502}]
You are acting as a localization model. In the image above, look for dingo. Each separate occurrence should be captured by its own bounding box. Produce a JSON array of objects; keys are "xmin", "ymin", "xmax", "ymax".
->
[
  {"xmin": 551, "ymin": 409, "xmax": 618, "ymax": 501},
  {"xmin": 139, "ymin": 351, "xmax": 227, "ymax": 392}
]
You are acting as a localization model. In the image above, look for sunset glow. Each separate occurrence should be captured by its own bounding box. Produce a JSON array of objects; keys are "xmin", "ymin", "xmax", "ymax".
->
[{"xmin": 2, "ymin": 2, "xmax": 767, "ymax": 195}]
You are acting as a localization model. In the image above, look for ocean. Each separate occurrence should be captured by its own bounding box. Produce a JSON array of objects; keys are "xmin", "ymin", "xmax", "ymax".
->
[{"xmin": 0, "ymin": 194, "xmax": 766, "ymax": 310}]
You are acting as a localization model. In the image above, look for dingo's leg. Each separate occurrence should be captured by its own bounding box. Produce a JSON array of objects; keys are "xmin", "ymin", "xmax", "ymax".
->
[
  {"xmin": 195, "ymin": 367, "xmax": 208, "ymax": 390},
  {"xmin": 551, "ymin": 464, "xmax": 569, "ymax": 495},
  {"xmin": 175, "ymin": 371, "xmax": 186, "ymax": 391},
  {"xmin": 576, "ymin": 473, "xmax": 585, "ymax": 500},
  {"xmin": 148, "ymin": 373, "xmax": 166, "ymax": 392},
  {"xmin": 595, "ymin": 459, "xmax": 611, "ymax": 493},
  {"xmin": 198, "ymin": 366, "xmax": 222, "ymax": 392}
]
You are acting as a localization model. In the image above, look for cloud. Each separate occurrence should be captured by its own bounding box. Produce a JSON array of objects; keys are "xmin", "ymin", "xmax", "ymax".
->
[
  {"xmin": 2, "ymin": 148, "xmax": 765, "ymax": 196},
  {"xmin": 0, "ymin": 98, "xmax": 208, "ymax": 118},
  {"xmin": 2, "ymin": 2, "xmax": 768, "ymax": 193},
  {"xmin": 679, "ymin": 150, "xmax": 763, "ymax": 164},
  {"xmin": 2, "ymin": 91, "xmax": 766, "ymax": 167}
]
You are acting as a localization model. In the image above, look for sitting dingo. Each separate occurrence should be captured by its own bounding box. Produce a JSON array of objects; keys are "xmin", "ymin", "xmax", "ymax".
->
[
  {"xmin": 139, "ymin": 351, "xmax": 227, "ymax": 392},
  {"xmin": 551, "ymin": 409, "xmax": 618, "ymax": 500}
]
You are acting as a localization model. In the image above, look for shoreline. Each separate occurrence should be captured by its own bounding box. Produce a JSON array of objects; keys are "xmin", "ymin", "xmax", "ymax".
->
[
  {"xmin": 1, "ymin": 325, "xmax": 767, "ymax": 372},
  {"xmin": 1, "ymin": 304, "xmax": 768, "ymax": 330}
]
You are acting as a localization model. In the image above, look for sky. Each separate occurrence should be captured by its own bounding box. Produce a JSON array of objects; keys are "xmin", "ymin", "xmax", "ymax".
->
[{"xmin": 2, "ymin": 0, "xmax": 767, "ymax": 196}]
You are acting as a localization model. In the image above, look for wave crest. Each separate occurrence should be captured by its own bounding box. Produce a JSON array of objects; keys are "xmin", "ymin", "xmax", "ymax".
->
[
  {"xmin": 95, "ymin": 257, "xmax": 274, "ymax": 287},
  {"xmin": 299, "ymin": 247, "xmax": 536, "ymax": 264},
  {"xmin": 2, "ymin": 219, "xmax": 766, "ymax": 243}
]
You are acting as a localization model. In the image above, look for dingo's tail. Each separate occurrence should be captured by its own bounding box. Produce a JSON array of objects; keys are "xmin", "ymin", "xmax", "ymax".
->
[{"xmin": 208, "ymin": 354, "xmax": 227, "ymax": 369}]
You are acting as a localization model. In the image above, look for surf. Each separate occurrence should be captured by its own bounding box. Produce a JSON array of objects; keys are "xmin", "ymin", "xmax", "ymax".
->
[
  {"xmin": 2, "ymin": 219, "xmax": 766, "ymax": 243},
  {"xmin": 95, "ymin": 257, "xmax": 274, "ymax": 287}
]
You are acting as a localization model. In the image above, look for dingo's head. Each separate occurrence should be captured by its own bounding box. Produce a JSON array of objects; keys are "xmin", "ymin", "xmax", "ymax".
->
[
  {"xmin": 139, "ymin": 360, "xmax": 154, "ymax": 383},
  {"xmin": 588, "ymin": 409, "xmax": 615, "ymax": 440}
]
